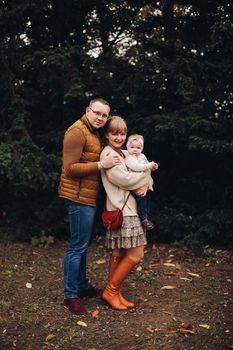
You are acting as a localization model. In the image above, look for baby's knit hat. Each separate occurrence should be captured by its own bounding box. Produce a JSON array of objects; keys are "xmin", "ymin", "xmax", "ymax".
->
[{"xmin": 126, "ymin": 134, "xmax": 144, "ymax": 149}]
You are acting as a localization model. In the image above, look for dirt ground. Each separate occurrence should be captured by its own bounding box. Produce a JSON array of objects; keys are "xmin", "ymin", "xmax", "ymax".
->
[{"xmin": 0, "ymin": 230, "xmax": 233, "ymax": 350}]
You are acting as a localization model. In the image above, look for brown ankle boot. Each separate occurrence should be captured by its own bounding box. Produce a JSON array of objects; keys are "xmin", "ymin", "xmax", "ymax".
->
[
  {"xmin": 102, "ymin": 256, "xmax": 136, "ymax": 311},
  {"xmin": 108, "ymin": 255, "xmax": 135, "ymax": 308}
]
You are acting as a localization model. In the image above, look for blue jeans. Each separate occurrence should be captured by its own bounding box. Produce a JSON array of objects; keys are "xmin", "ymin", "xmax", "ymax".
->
[
  {"xmin": 64, "ymin": 200, "xmax": 96, "ymax": 299},
  {"xmin": 133, "ymin": 192, "xmax": 151, "ymax": 221}
]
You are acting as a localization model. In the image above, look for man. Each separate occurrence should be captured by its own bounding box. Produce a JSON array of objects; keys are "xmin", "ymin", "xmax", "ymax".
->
[{"xmin": 58, "ymin": 98, "xmax": 120, "ymax": 315}]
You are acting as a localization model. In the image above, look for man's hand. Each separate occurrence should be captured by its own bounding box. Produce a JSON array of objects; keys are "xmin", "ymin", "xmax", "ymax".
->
[
  {"xmin": 101, "ymin": 153, "xmax": 121, "ymax": 169},
  {"xmin": 133, "ymin": 184, "xmax": 149, "ymax": 197},
  {"xmin": 150, "ymin": 161, "xmax": 158, "ymax": 171}
]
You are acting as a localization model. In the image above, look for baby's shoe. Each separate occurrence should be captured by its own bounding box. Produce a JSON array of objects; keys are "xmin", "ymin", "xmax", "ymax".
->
[{"xmin": 142, "ymin": 219, "xmax": 154, "ymax": 231}]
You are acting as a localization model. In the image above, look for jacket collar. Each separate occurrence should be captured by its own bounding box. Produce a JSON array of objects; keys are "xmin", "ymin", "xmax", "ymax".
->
[
  {"xmin": 81, "ymin": 114, "xmax": 98, "ymax": 134},
  {"xmin": 80, "ymin": 114, "xmax": 106, "ymax": 146}
]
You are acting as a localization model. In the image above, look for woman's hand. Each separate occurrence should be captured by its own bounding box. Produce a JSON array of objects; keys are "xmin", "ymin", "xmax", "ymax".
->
[
  {"xmin": 133, "ymin": 184, "xmax": 149, "ymax": 197},
  {"xmin": 100, "ymin": 153, "xmax": 121, "ymax": 169}
]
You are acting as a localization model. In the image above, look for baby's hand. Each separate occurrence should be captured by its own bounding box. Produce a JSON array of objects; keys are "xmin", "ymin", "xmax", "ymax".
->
[
  {"xmin": 133, "ymin": 184, "xmax": 149, "ymax": 197},
  {"xmin": 150, "ymin": 161, "xmax": 159, "ymax": 171},
  {"xmin": 141, "ymin": 189, "xmax": 148, "ymax": 197}
]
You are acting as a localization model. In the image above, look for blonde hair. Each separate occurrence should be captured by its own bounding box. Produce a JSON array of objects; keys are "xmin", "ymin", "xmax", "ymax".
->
[
  {"xmin": 104, "ymin": 116, "xmax": 127, "ymax": 134},
  {"xmin": 126, "ymin": 134, "xmax": 144, "ymax": 149}
]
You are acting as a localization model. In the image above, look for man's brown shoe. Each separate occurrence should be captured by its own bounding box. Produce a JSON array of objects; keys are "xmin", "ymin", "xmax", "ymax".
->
[
  {"xmin": 78, "ymin": 285, "xmax": 102, "ymax": 298},
  {"xmin": 64, "ymin": 298, "xmax": 87, "ymax": 315}
]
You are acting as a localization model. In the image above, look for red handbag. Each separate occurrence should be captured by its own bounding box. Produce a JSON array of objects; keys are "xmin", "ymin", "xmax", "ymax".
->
[{"xmin": 102, "ymin": 193, "xmax": 130, "ymax": 230}]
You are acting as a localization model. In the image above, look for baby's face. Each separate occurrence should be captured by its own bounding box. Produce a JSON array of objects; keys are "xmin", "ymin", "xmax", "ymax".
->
[{"xmin": 127, "ymin": 140, "xmax": 143, "ymax": 156}]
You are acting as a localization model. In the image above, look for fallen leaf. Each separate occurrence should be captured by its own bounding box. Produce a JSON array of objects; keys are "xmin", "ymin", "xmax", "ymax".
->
[
  {"xmin": 199, "ymin": 324, "xmax": 210, "ymax": 329},
  {"xmin": 215, "ymin": 249, "xmax": 224, "ymax": 254},
  {"xmin": 161, "ymin": 285, "xmax": 177, "ymax": 290},
  {"xmin": 179, "ymin": 326, "xmax": 195, "ymax": 334},
  {"xmin": 187, "ymin": 272, "xmax": 200, "ymax": 278},
  {"xmin": 163, "ymin": 271, "xmax": 177, "ymax": 276},
  {"xmin": 92, "ymin": 309, "xmax": 100, "ymax": 319},
  {"xmin": 167, "ymin": 328, "xmax": 178, "ymax": 334},
  {"xmin": 136, "ymin": 266, "xmax": 142, "ymax": 272},
  {"xmin": 162, "ymin": 310, "xmax": 172, "ymax": 315},
  {"xmin": 147, "ymin": 263, "xmax": 160, "ymax": 268},
  {"xmin": 163, "ymin": 263, "xmax": 176, "ymax": 267},
  {"xmin": 45, "ymin": 334, "xmax": 56, "ymax": 342},
  {"xmin": 95, "ymin": 259, "xmax": 106, "ymax": 265},
  {"xmin": 175, "ymin": 262, "xmax": 182, "ymax": 270},
  {"xmin": 168, "ymin": 325, "xmax": 195, "ymax": 335},
  {"xmin": 146, "ymin": 325, "xmax": 155, "ymax": 333},
  {"xmin": 26, "ymin": 282, "xmax": 32, "ymax": 289},
  {"xmin": 77, "ymin": 321, "xmax": 87, "ymax": 327},
  {"xmin": 180, "ymin": 277, "xmax": 192, "ymax": 281}
]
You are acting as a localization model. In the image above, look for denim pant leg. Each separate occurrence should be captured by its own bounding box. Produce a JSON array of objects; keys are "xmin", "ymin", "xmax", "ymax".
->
[
  {"xmin": 77, "ymin": 252, "xmax": 90, "ymax": 292},
  {"xmin": 64, "ymin": 201, "xmax": 96, "ymax": 299},
  {"xmin": 133, "ymin": 193, "xmax": 150, "ymax": 221},
  {"xmin": 77, "ymin": 187, "xmax": 106, "ymax": 291}
]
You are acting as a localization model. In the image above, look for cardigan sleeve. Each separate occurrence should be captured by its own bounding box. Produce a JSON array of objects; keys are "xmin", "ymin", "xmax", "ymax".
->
[
  {"xmin": 105, "ymin": 162, "xmax": 151, "ymax": 190},
  {"xmin": 100, "ymin": 146, "xmax": 151, "ymax": 190},
  {"xmin": 125, "ymin": 154, "xmax": 153, "ymax": 172},
  {"xmin": 63, "ymin": 128, "xmax": 99, "ymax": 178}
]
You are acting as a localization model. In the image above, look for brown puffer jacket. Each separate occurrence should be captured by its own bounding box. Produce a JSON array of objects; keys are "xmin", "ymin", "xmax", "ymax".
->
[{"xmin": 58, "ymin": 115, "xmax": 102, "ymax": 206}]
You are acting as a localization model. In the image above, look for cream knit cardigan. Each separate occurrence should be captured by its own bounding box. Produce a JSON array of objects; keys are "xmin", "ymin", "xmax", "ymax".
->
[
  {"xmin": 124, "ymin": 153, "xmax": 154, "ymax": 191},
  {"xmin": 100, "ymin": 145, "xmax": 151, "ymax": 217}
]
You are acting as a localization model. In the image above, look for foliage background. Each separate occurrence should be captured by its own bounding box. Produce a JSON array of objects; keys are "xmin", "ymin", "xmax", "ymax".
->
[{"xmin": 1, "ymin": 0, "xmax": 233, "ymax": 246}]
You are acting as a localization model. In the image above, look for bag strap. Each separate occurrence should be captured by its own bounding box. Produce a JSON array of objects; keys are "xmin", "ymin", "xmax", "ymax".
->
[
  {"xmin": 121, "ymin": 192, "xmax": 130, "ymax": 211},
  {"xmin": 104, "ymin": 192, "xmax": 130, "ymax": 211}
]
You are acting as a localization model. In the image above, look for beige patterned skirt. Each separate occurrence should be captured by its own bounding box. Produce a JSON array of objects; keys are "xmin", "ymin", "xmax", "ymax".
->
[{"xmin": 105, "ymin": 216, "xmax": 147, "ymax": 249}]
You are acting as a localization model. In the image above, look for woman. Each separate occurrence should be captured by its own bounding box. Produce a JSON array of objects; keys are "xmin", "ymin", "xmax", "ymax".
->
[{"xmin": 100, "ymin": 116, "xmax": 158, "ymax": 310}]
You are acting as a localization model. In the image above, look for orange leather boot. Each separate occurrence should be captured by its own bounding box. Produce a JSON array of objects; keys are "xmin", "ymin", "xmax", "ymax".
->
[
  {"xmin": 108, "ymin": 255, "xmax": 135, "ymax": 308},
  {"xmin": 102, "ymin": 256, "xmax": 136, "ymax": 310}
]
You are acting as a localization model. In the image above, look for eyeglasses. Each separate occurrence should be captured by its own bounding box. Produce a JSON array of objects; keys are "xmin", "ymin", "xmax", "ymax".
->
[{"xmin": 89, "ymin": 107, "xmax": 109, "ymax": 120}]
